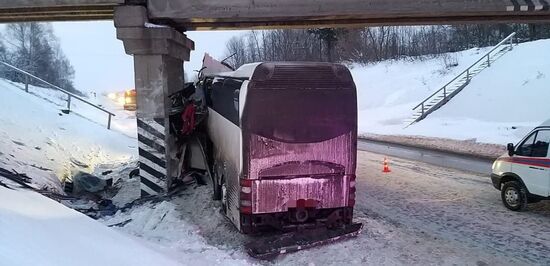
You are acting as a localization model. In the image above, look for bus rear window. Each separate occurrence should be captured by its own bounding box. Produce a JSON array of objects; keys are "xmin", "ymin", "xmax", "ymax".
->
[{"xmin": 243, "ymin": 88, "xmax": 356, "ymax": 143}]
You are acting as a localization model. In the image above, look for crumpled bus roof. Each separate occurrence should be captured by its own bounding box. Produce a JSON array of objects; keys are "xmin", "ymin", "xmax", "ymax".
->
[{"xmin": 216, "ymin": 63, "xmax": 262, "ymax": 79}]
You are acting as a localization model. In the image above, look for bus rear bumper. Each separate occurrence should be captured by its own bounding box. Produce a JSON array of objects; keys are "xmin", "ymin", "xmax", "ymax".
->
[{"xmin": 240, "ymin": 207, "xmax": 354, "ymax": 234}]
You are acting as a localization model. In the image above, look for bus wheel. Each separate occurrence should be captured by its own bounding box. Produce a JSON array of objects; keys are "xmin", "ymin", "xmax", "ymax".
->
[
  {"xmin": 501, "ymin": 181, "xmax": 527, "ymax": 211},
  {"xmin": 221, "ymin": 180, "xmax": 228, "ymax": 215},
  {"xmin": 212, "ymin": 161, "xmax": 223, "ymax": 201}
]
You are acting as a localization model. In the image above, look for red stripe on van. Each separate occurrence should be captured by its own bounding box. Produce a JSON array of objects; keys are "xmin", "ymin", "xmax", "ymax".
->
[{"xmin": 499, "ymin": 157, "xmax": 550, "ymax": 168}]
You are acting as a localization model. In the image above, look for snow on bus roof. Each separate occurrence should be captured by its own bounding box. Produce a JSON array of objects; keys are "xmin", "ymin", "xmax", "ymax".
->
[
  {"xmin": 216, "ymin": 63, "xmax": 262, "ymax": 79},
  {"xmin": 539, "ymin": 119, "xmax": 550, "ymax": 128}
]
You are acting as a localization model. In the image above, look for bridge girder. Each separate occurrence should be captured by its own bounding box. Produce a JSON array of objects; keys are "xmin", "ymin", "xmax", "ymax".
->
[
  {"xmin": 147, "ymin": 0, "xmax": 550, "ymax": 30},
  {"xmin": 0, "ymin": 0, "xmax": 123, "ymax": 22},
  {"xmin": 0, "ymin": 0, "xmax": 549, "ymax": 28}
]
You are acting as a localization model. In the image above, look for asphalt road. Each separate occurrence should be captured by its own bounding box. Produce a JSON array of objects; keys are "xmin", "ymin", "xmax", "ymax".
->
[
  {"xmin": 174, "ymin": 150, "xmax": 549, "ymax": 265},
  {"xmin": 358, "ymin": 139, "xmax": 494, "ymax": 175}
]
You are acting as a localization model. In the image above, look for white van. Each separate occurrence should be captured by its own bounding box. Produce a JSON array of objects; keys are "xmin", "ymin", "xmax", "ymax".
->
[{"xmin": 491, "ymin": 119, "xmax": 550, "ymax": 211}]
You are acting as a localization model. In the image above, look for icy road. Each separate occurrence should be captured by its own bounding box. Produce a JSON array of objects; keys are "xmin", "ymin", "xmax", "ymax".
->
[{"xmin": 135, "ymin": 150, "xmax": 550, "ymax": 265}]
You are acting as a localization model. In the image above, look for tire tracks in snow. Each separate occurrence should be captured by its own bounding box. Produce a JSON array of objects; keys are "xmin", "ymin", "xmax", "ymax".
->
[{"xmin": 356, "ymin": 151, "xmax": 550, "ymax": 265}]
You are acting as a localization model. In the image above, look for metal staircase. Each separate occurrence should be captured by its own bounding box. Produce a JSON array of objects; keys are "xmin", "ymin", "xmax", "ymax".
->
[{"xmin": 405, "ymin": 32, "xmax": 517, "ymax": 127}]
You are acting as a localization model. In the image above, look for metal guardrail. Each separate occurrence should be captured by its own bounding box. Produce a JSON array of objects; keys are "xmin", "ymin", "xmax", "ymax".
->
[
  {"xmin": 412, "ymin": 32, "xmax": 517, "ymax": 114},
  {"xmin": 0, "ymin": 61, "xmax": 116, "ymax": 129}
]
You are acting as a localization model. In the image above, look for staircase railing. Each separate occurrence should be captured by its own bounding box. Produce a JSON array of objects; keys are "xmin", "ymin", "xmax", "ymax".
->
[
  {"xmin": 411, "ymin": 32, "xmax": 516, "ymax": 122},
  {"xmin": 0, "ymin": 61, "xmax": 116, "ymax": 129}
]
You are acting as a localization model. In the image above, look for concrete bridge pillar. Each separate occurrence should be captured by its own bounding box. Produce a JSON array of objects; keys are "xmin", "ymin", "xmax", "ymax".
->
[{"xmin": 114, "ymin": 5, "xmax": 195, "ymax": 197}]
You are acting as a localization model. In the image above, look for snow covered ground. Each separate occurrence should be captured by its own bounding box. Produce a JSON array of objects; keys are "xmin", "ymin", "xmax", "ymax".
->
[
  {"xmin": 102, "ymin": 200, "xmax": 252, "ymax": 265},
  {"xmin": 354, "ymin": 38, "xmax": 550, "ymax": 146},
  {"xmin": 0, "ymin": 185, "xmax": 181, "ymax": 266},
  {"xmin": 0, "ymin": 78, "xmax": 252, "ymax": 265},
  {"xmin": 1, "ymin": 37, "xmax": 549, "ymax": 266},
  {"xmin": 0, "ymin": 79, "xmax": 136, "ymax": 191},
  {"xmin": 103, "ymin": 150, "xmax": 549, "ymax": 265},
  {"xmin": 354, "ymin": 151, "xmax": 550, "ymax": 265}
]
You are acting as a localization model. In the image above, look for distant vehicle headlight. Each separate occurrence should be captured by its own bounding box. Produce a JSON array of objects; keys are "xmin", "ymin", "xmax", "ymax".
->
[{"xmin": 117, "ymin": 96, "xmax": 125, "ymax": 105}]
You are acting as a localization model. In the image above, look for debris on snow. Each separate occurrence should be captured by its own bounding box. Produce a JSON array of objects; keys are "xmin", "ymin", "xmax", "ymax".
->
[{"xmin": 0, "ymin": 78, "xmax": 136, "ymax": 192}]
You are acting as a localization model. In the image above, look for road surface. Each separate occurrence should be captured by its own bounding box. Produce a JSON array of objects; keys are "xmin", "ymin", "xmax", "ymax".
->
[
  {"xmin": 164, "ymin": 150, "xmax": 550, "ymax": 265},
  {"xmin": 358, "ymin": 139, "xmax": 494, "ymax": 175}
]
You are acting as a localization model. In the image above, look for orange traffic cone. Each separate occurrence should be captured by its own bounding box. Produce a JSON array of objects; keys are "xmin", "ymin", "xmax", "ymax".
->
[{"xmin": 383, "ymin": 157, "xmax": 391, "ymax": 173}]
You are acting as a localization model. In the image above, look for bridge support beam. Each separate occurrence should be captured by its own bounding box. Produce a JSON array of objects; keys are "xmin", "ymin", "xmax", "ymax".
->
[{"xmin": 114, "ymin": 5, "xmax": 194, "ymax": 197}]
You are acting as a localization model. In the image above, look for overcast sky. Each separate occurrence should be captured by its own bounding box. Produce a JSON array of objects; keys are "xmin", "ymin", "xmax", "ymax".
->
[{"xmin": 51, "ymin": 21, "xmax": 246, "ymax": 93}]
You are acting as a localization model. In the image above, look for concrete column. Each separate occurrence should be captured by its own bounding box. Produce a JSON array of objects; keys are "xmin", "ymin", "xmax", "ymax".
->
[{"xmin": 114, "ymin": 5, "xmax": 195, "ymax": 196}]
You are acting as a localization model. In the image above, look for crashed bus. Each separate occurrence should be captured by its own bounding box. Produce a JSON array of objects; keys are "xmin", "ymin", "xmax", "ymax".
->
[
  {"xmin": 166, "ymin": 59, "xmax": 361, "ymax": 257},
  {"xmin": 195, "ymin": 62, "xmax": 360, "ymax": 242}
]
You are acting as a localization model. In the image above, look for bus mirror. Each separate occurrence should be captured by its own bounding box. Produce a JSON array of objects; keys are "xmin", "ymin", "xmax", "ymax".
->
[{"xmin": 507, "ymin": 143, "xmax": 515, "ymax": 157}]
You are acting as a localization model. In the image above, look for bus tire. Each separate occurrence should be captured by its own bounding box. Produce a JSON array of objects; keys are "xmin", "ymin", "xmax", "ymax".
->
[
  {"xmin": 501, "ymin": 181, "xmax": 528, "ymax": 211},
  {"xmin": 221, "ymin": 179, "xmax": 228, "ymax": 215},
  {"xmin": 212, "ymin": 161, "xmax": 223, "ymax": 200}
]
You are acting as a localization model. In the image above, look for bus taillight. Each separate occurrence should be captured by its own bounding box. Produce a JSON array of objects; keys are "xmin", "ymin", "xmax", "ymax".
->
[{"xmin": 240, "ymin": 179, "xmax": 253, "ymax": 214}]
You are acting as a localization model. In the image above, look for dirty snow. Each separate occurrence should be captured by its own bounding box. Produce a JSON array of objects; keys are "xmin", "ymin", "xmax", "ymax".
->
[
  {"xmin": 355, "ymin": 38, "xmax": 550, "ymax": 146},
  {"xmin": 102, "ymin": 200, "xmax": 252, "ymax": 265},
  {"xmin": 113, "ymin": 150, "xmax": 549, "ymax": 265},
  {"xmin": 355, "ymin": 151, "xmax": 550, "ymax": 265},
  {"xmin": 362, "ymin": 133, "xmax": 506, "ymax": 159}
]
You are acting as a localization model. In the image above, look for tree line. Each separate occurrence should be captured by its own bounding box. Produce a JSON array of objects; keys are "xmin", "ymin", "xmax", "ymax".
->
[
  {"xmin": 224, "ymin": 24, "xmax": 550, "ymax": 69},
  {"xmin": 0, "ymin": 23, "xmax": 78, "ymax": 95}
]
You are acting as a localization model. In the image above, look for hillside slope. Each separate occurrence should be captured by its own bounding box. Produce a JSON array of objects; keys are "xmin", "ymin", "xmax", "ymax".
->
[
  {"xmin": 355, "ymin": 38, "xmax": 550, "ymax": 145},
  {"xmin": 0, "ymin": 79, "xmax": 136, "ymax": 191},
  {"xmin": 0, "ymin": 79, "xmax": 251, "ymax": 265}
]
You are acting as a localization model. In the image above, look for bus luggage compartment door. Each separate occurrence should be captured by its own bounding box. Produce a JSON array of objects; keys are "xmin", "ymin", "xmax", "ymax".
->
[{"xmin": 250, "ymin": 174, "xmax": 352, "ymax": 214}]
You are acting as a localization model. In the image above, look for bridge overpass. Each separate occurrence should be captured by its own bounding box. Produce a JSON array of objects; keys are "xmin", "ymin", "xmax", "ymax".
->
[
  {"xmin": 1, "ymin": 0, "xmax": 549, "ymax": 197},
  {"xmin": 1, "ymin": 0, "xmax": 549, "ymax": 29},
  {"xmin": 0, "ymin": 0, "xmax": 123, "ymax": 22}
]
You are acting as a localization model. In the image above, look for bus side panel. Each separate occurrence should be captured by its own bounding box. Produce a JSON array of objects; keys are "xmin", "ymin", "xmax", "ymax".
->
[{"xmin": 207, "ymin": 108, "xmax": 242, "ymax": 229}]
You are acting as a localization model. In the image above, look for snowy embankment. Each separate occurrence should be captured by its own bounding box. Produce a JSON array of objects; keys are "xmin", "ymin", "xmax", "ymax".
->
[
  {"xmin": 0, "ymin": 186, "xmax": 180, "ymax": 266},
  {"xmin": 354, "ymin": 38, "xmax": 550, "ymax": 155},
  {"xmin": 0, "ymin": 79, "xmax": 136, "ymax": 191},
  {"xmin": 0, "ymin": 79, "xmax": 251, "ymax": 265}
]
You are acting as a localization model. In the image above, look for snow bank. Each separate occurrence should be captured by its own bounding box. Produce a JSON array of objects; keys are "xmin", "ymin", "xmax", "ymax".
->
[
  {"xmin": 0, "ymin": 186, "xmax": 180, "ymax": 266},
  {"xmin": 362, "ymin": 133, "xmax": 506, "ymax": 159},
  {"xmin": 0, "ymin": 78, "xmax": 137, "ymax": 191},
  {"xmin": 355, "ymin": 39, "xmax": 550, "ymax": 145}
]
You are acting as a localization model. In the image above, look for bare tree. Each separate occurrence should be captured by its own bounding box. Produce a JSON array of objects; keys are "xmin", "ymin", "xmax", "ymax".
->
[
  {"xmin": 1, "ymin": 22, "xmax": 77, "ymax": 94},
  {"xmin": 224, "ymin": 23, "xmax": 550, "ymax": 69}
]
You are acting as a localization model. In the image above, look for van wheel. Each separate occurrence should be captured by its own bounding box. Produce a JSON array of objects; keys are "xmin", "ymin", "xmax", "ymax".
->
[
  {"xmin": 501, "ymin": 181, "xmax": 528, "ymax": 211},
  {"xmin": 212, "ymin": 161, "xmax": 223, "ymax": 201}
]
